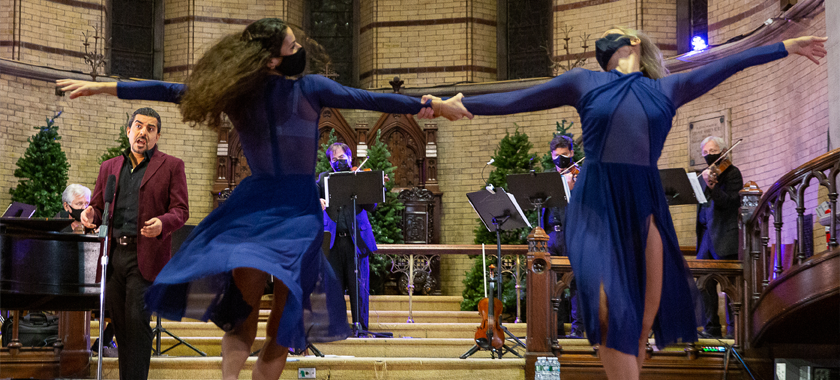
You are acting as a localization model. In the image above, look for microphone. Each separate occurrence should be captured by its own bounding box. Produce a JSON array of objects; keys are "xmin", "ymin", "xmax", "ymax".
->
[
  {"xmin": 482, "ymin": 158, "xmax": 495, "ymax": 194},
  {"xmin": 99, "ymin": 175, "xmax": 116, "ymax": 239}
]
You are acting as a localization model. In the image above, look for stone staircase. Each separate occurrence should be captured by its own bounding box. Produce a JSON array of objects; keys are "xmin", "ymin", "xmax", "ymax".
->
[
  {"xmin": 91, "ymin": 295, "xmax": 533, "ymax": 379},
  {"xmin": 88, "ymin": 294, "xmax": 743, "ymax": 379}
]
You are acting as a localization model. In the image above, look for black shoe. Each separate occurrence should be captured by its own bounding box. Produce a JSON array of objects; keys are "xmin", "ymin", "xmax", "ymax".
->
[
  {"xmin": 698, "ymin": 330, "xmax": 722, "ymax": 339},
  {"xmin": 567, "ymin": 328, "xmax": 585, "ymax": 339}
]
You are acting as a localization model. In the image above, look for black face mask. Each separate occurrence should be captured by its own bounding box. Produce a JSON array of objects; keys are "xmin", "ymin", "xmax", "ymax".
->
[
  {"xmin": 332, "ymin": 159, "xmax": 351, "ymax": 172},
  {"xmin": 704, "ymin": 153, "xmax": 722, "ymax": 166},
  {"xmin": 277, "ymin": 47, "xmax": 306, "ymax": 76},
  {"xmin": 596, "ymin": 34, "xmax": 632, "ymax": 72},
  {"xmin": 553, "ymin": 154, "xmax": 572, "ymax": 169},
  {"xmin": 68, "ymin": 206, "xmax": 84, "ymax": 222}
]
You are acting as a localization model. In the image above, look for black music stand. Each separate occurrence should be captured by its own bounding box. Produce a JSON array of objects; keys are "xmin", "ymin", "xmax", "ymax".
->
[
  {"xmin": 152, "ymin": 225, "xmax": 206, "ymax": 356},
  {"xmin": 324, "ymin": 170, "xmax": 392, "ymax": 339},
  {"xmin": 460, "ymin": 188, "xmax": 529, "ymax": 359},
  {"xmin": 2, "ymin": 202, "xmax": 37, "ymax": 218},
  {"xmin": 507, "ymin": 171, "xmax": 570, "ymax": 225},
  {"xmin": 659, "ymin": 168, "xmax": 707, "ymax": 206}
]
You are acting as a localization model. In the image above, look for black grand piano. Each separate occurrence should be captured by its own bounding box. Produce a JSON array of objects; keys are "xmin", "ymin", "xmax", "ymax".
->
[{"xmin": 1, "ymin": 217, "xmax": 100, "ymax": 378}]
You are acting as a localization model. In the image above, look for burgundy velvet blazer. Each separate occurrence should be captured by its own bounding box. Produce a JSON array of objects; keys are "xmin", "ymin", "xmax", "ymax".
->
[{"xmin": 90, "ymin": 148, "xmax": 189, "ymax": 282}]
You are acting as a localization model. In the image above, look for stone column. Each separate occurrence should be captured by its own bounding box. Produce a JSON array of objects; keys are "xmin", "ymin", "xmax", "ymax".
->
[{"xmin": 827, "ymin": 1, "xmax": 840, "ymax": 150}]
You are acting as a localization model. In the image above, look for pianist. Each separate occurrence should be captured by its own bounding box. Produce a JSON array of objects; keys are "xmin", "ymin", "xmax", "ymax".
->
[{"xmin": 56, "ymin": 184, "xmax": 93, "ymax": 234}]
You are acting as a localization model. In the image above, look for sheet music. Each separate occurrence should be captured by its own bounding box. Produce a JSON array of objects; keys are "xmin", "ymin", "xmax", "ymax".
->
[
  {"xmin": 506, "ymin": 192, "xmax": 532, "ymax": 228},
  {"xmin": 323, "ymin": 176, "xmax": 331, "ymax": 208},
  {"xmin": 687, "ymin": 172, "xmax": 708, "ymax": 204},
  {"xmin": 562, "ymin": 174, "xmax": 571, "ymax": 202}
]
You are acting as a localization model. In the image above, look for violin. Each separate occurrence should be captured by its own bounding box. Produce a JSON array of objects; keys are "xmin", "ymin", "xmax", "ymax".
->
[
  {"xmin": 558, "ymin": 157, "xmax": 585, "ymax": 176},
  {"xmin": 475, "ymin": 264, "xmax": 504, "ymax": 351},
  {"xmin": 475, "ymin": 297, "xmax": 504, "ymax": 350},
  {"xmin": 699, "ymin": 139, "xmax": 742, "ymax": 186}
]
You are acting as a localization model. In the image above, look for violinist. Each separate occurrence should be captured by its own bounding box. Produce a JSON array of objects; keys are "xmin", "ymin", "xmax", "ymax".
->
[
  {"xmin": 542, "ymin": 134, "xmax": 584, "ymax": 338},
  {"xmin": 696, "ymin": 136, "xmax": 742, "ymax": 339},
  {"xmin": 318, "ymin": 142, "xmax": 377, "ymax": 333}
]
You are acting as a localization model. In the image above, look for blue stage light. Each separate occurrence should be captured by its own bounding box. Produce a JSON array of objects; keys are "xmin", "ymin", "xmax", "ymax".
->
[{"xmin": 691, "ymin": 36, "xmax": 708, "ymax": 51}]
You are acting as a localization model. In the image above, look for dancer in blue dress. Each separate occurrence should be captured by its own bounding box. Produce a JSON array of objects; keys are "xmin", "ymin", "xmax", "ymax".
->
[
  {"xmin": 428, "ymin": 28, "xmax": 825, "ymax": 379},
  {"xmin": 58, "ymin": 18, "xmax": 468, "ymax": 380}
]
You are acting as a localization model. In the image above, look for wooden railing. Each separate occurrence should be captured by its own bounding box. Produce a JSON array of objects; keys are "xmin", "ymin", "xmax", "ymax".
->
[
  {"xmin": 739, "ymin": 148, "xmax": 839, "ymax": 348},
  {"xmin": 523, "ymin": 227, "xmax": 745, "ymax": 361}
]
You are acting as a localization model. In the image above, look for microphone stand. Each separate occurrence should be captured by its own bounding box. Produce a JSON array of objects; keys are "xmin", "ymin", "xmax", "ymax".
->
[{"xmin": 96, "ymin": 184, "xmax": 113, "ymax": 380}]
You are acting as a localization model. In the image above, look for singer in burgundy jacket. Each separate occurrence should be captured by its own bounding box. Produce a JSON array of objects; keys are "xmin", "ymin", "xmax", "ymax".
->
[{"xmin": 89, "ymin": 148, "xmax": 190, "ymax": 282}]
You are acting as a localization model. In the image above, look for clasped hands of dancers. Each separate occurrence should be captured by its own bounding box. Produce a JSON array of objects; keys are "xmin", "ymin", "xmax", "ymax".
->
[{"xmin": 57, "ymin": 17, "xmax": 826, "ymax": 380}]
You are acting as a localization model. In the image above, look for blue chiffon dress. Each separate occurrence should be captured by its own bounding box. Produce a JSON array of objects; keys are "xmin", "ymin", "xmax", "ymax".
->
[
  {"xmin": 462, "ymin": 43, "xmax": 788, "ymax": 355},
  {"xmin": 116, "ymin": 74, "xmax": 430, "ymax": 350}
]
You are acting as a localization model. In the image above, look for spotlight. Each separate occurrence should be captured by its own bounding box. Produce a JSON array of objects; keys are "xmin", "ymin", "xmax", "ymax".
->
[{"xmin": 691, "ymin": 36, "xmax": 708, "ymax": 51}]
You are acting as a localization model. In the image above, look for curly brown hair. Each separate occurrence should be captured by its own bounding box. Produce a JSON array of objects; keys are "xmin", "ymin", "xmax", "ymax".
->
[{"xmin": 179, "ymin": 18, "xmax": 290, "ymax": 130}]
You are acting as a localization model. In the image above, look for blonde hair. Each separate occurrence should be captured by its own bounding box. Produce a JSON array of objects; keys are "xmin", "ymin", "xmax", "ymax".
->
[{"xmin": 614, "ymin": 26, "xmax": 669, "ymax": 79}]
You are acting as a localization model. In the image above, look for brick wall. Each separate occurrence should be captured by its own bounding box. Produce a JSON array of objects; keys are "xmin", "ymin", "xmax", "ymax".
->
[
  {"xmin": 358, "ymin": 0, "xmax": 497, "ymax": 89},
  {"xmin": 0, "ymin": 0, "xmax": 102, "ymax": 70}
]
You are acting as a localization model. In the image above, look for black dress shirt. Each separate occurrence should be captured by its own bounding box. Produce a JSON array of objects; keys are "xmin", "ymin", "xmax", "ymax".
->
[{"xmin": 112, "ymin": 147, "xmax": 155, "ymax": 237}]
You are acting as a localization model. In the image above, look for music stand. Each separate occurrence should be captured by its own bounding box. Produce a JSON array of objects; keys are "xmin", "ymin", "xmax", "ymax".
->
[
  {"xmin": 324, "ymin": 170, "xmax": 392, "ymax": 339},
  {"xmin": 460, "ymin": 188, "xmax": 529, "ymax": 359},
  {"xmin": 152, "ymin": 225, "xmax": 206, "ymax": 356},
  {"xmin": 2, "ymin": 202, "xmax": 37, "ymax": 218},
  {"xmin": 507, "ymin": 172, "xmax": 570, "ymax": 224},
  {"xmin": 659, "ymin": 168, "xmax": 707, "ymax": 206}
]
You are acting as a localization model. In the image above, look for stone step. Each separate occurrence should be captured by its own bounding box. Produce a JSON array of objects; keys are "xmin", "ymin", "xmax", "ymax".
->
[
  {"xmin": 257, "ymin": 294, "xmax": 465, "ymax": 312},
  {"xmin": 93, "ymin": 346, "xmax": 743, "ymax": 380},
  {"xmin": 91, "ymin": 321, "xmax": 528, "ymax": 340},
  {"xmin": 98, "ymin": 336, "xmax": 535, "ymax": 358},
  {"xmin": 95, "ymin": 356, "xmax": 526, "ymax": 380},
  {"xmin": 344, "ymin": 295, "xmax": 464, "ymax": 312}
]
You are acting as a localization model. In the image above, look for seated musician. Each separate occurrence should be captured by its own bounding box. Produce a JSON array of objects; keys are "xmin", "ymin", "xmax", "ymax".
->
[
  {"xmin": 543, "ymin": 135, "xmax": 583, "ymax": 338},
  {"xmin": 56, "ymin": 184, "xmax": 93, "ymax": 234},
  {"xmin": 317, "ymin": 143, "xmax": 377, "ymax": 333},
  {"xmin": 696, "ymin": 136, "xmax": 742, "ymax": 339}
]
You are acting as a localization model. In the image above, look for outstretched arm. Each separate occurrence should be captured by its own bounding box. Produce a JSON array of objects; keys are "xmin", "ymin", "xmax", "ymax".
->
[
  {"xmin": 451, "ymin": 68, "xmax": 589, "ymax": 117},
  {"xmin": 56, "ymin": 80, "xmax": 117, "ymax": 98},
  {"xmin": 664, "ymin": 36, "xmax": 826, "ymax": 107},
  {"xmin": 57, "ymin": 80, "xmax": 185, "ymax": 103},
  {"xmin": 305, "ymin": 75, "xmax": 446, "ymax": 118}
]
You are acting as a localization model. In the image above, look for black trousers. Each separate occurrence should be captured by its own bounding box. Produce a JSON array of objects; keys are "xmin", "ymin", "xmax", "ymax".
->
[
  {"xmin": 328, "ymin": 235, "xmax": 369, "ymax": 331},
  {"xmin": 701, "ymin": 279, "xmax": 733, "ymax": 336},
  {"xmin": 106, "ymin": 243, "xmax": 153, "ymax": 380},
  {"xmin": 547, "ymin": 228, "xmax": 583, "ymax": 334}
]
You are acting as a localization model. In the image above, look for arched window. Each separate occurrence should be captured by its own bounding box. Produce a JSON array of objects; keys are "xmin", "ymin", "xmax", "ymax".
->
[
  {"xmin": 108, "ymin": 0, "xmax": 164, "ymax": 79},
  {"xmin": 499, "ymin": 0, "xmax": 553, "ymax": 80},
  {"xmin": 308, "ymin": 0, "xmax": 357, "ymax": 87}
]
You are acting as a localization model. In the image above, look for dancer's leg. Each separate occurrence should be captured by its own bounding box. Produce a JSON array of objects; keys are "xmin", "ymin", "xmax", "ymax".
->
[
  {"xmin": 252, "ymin": 281, "xmax": 290, "ymax": 380},
  {"xmin": 598, "ymin": 284, "xmax": 639, "ymax": 380},
  {"xmin": 637, "ymin": 217, "xmax": 663, "ymax": 371},
  {"xmin": 598, "ymin": 217, "xmax": 664, "ymax": 380},
  {"xmin": 222, "ymin": 268, "xmax": 268, "ymax": 380}
]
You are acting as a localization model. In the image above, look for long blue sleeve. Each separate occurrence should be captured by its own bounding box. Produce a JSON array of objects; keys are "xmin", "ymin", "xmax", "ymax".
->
[
  {"xmin": 302, "ymin": 75, "xmax": 429, "ymax": 114},
  {"xmin": 661, "ymin": 42, "xmax": 788, "ymax": 108},
  {"xmin": 461, "ymin": 68, "xmax": 590, "ymax": 115},
  {"xmin": 117, "ymin": 81, "xmax": 185, "ymax": 104}
]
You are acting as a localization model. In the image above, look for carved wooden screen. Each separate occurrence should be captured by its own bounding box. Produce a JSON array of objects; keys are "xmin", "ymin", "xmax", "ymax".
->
[{"xmin": 318, "ymin": 108, "xmax": 357, "ymax": 162}]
